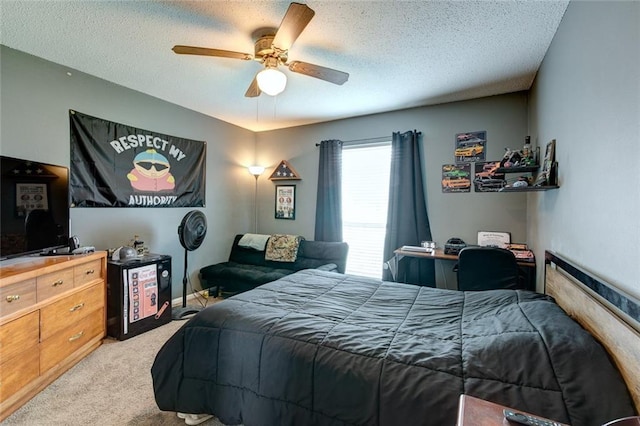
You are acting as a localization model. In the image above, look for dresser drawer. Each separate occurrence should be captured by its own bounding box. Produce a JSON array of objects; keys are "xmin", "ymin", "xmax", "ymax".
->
[
  {"xmin": 40, "ymin": 283, "xmax": 104, "ymax": 341},
  {"xmin": 0, "ymin": 279, "xmax": 36, "ymax": 317},
  {"xmin": 37, "ymin": 268, "xmax": 75, "ymax": 301},
  {"xmin": 0, "ymin": 311, "xmax": 39, "ymax": 363},
  {"xmin": 40, "ymin": 308, "xmax": 104, "ymax": 373},
  {"xmin": 0, "ymin": 348, "xmax": 39, "ymax": 402},
  {"xmin": 74, "ymin": 259, "xmax": 103, "ymax": 288}
]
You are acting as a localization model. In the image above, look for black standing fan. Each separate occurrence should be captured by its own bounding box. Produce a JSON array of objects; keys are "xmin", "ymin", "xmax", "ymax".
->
[{"xmin": 172, "ymin": 210, "xmax": 208, "ymax": 320}]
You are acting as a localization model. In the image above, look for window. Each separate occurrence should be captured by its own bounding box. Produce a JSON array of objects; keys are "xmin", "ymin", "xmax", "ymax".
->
[{"xmin": 341, "ymin": 143, "xmax": 391, "ymax": 278}]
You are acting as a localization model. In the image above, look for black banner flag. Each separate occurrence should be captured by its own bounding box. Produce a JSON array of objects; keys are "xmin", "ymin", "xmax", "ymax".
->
[{"xmin": 70, "ymin": 111, "xmax": 206, "ymax": 207}]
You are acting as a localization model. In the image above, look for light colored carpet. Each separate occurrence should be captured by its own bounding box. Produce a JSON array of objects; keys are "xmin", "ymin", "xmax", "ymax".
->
[{"xmin": 1, "ymin": 318, "xmax": 226, "ymax": 426}]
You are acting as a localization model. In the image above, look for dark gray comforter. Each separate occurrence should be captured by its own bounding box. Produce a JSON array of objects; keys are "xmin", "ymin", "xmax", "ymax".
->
[{"xmin": 152, "ymin": 270, "xmax": 635, "ymax": 426}]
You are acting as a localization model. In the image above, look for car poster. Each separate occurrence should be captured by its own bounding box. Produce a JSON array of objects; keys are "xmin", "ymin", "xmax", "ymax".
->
[
  {"xmin": 455, "ymin": 131, "xmax": 486, "ymax": 163},
  {"xmin": 442, "ymin": 163, "xmax": 471, "ymax": 193},
  {"xmin": 474, "ymin": 161, "xmax": 506, "ymax": 192}
]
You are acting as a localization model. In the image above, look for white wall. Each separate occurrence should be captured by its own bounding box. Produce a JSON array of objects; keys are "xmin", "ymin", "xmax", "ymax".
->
[
  {"xmin": 0, "ymin": 46, "xmax": 256, "ymax": 299},
  {"xmin": 256, "ymin": 93, "xmax": 530, "ymax": 288},
  {"xmin": 528, "ymin": 1, "xmax": 640, "ymax": 298}
]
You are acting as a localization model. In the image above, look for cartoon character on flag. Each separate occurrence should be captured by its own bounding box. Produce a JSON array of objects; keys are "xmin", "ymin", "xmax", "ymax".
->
[{"xmin": 127, "ymin": 149, "xmax": 175, "ymax": 191}]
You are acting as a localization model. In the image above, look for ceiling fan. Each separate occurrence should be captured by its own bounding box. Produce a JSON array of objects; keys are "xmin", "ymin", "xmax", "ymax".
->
[{"xmin": 172, "ymin": 2, "xmax": 349, "ymax": 97}]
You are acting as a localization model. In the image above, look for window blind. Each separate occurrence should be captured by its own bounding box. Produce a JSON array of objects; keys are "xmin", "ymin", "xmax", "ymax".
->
[{"xmin": 342, "ymin": 143, "xmax": 391, "ymax": 278}]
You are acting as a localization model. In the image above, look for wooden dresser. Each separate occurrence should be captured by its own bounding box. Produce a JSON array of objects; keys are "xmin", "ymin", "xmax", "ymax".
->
[{"xmin": 0, "ymin": 252, "xmax": 107, "ymax": 421}]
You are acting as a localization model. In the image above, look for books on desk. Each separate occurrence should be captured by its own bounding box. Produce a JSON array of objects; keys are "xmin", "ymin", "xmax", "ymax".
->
[
  {"xmin": 506, "ymin": 244, "xmax": 535, "ymax": 263},
  {"xmin": 510, "ymin": 250, "xmax": 535, "ymax": 262}
]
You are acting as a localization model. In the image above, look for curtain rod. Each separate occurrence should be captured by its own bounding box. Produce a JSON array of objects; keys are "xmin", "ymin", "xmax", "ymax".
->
[{"xmin": 315, "ymin": 136, "xmax": 390, "ymax": 147}]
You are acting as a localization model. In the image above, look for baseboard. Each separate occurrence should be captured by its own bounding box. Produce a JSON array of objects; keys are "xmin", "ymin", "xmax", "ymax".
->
[{"xmin": 171, "ymin": 291, "xmax": 204, "ymax": 307}]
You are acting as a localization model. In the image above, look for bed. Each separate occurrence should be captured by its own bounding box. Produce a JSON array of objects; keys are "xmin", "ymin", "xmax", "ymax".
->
[{"xmin": 151, "ymin": 251, "xmax": 639, "ymax": 426}]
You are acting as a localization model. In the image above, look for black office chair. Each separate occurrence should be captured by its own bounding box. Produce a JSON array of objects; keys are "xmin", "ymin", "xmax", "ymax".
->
[{"xmin": 456, "ymin": 246, "xmax": 520, "ymax": 291}]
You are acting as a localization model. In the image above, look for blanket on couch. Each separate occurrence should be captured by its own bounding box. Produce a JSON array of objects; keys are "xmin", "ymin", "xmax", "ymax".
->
[
  {"xmin": 264, "ymin": 234, "xmax": 301, "ymax": 262},
  {"xmin": 237, "ymin": 233, "xmax": 270, "ymax": 251}
]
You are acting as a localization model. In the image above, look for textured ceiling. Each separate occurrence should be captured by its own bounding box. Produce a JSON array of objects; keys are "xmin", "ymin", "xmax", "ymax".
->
[{"xmin": 0, "ymin": 1, "xmax": 569, "ymax": 132}]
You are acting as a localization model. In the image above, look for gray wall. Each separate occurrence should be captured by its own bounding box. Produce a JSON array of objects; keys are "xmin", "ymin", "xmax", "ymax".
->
[
  {"xmin": 256, "ymin": 93, "xmax": 530, "ymax": 288},
  {"xmin": 12, "ymin": 2, "xmax": 633, "ymax": 298},
  {"xmin": 0, "ymin": 46, "xmax": 256, "ymax": 299},
  {"xmin": 528, "ymin": 1, "xmax": 640, "ymax": 298}
]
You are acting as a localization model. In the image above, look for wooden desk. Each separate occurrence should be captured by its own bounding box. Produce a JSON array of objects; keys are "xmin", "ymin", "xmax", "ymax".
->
[
  {"xmin": 391, "ymin": 248, "xmax": 536, "ymax": 290},
  {"xmin": 456, "ymin": 394, "xmax": 566, "ymax": 426},
  {"xmin": 394, "ymin": 247, "xmax": 535, "ymax": 267}
]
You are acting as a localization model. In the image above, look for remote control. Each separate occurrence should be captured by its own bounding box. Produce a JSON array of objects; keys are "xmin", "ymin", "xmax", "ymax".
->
[
  {"xmin": 72, "ymin": 246, "xmax": 95, "ymax": 254},
  {"xmin": 503, "ymin": 409, "xmax": 562, "ymax": 426}
]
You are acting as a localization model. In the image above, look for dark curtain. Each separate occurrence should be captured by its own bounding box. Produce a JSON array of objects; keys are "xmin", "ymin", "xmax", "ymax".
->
[
  {"xmin": 382, "ymin": 130, "xmax": 435, "ymax": 286},
  {"xmin": 314, "ymin": 140, "xmax": 343, "ymax": 242}
]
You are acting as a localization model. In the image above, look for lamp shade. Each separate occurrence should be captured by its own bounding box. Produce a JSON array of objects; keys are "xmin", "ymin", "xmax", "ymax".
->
[
  {"xmin": 248, "ymin": 165, "xmax": 265, "ymax": 176},
  {"xmin": 256, "ymin": 68, "xmax": 287, "ymax": 96}
]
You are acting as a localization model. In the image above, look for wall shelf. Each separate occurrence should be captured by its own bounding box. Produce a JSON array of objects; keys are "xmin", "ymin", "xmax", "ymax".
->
[
  {"xmin": 495, "ymin": 165, "xmax": 539, "ymax": 174},
  {"xmin": 494, "ymin": 162, "xmax": 559, "ymax": 192},
  {"xmin": 499, "ymin": 185, "xmax": 559, "ymax": 192}
]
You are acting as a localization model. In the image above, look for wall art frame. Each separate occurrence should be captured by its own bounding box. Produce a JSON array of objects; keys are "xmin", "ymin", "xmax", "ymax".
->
[
  {"xmin": 275, "ymin": 185, "xmax": 296, "ymax": 220},
  {"xmin": 454, "ymin": 130, "xmax": 487, "ymax": 163}
]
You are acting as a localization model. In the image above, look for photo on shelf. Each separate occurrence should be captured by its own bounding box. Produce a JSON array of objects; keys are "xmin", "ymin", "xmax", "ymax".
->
[{"xmin": 534, "ymin": 139, "xmax": 556, "ymax": 186}]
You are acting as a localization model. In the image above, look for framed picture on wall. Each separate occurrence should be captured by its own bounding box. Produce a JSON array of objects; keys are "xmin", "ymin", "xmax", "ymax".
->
[
  {"xmin": 454, "ymin": 131, "xmax": 486, "ymax": 163},
  {"xmin": 441, "ymin": 163, "xmax": 471, "ymax": 193},
  {"xmin": 473, "ymin": 161, "xmax": 506, "ymax": 192},
  {"xmin": 275, "ymin": 185, "xmax": 296, "ymax": 220}
]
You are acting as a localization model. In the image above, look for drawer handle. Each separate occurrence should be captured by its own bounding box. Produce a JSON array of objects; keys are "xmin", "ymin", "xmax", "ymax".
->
[
  {"xmin": 6, "ymin": 294, "xmax": 20, "ymax": 302},
  {"xmin": 85, "ymin": 269, "xmax": 95, "ymax": 275},
  {"xmin": 52, "ymin": 279, "xmax": 64, "ymax": 287},
  {"xmin": 68, "ymin": 331, "xmax": 84, "ymax": 342},
  {"xmin": 69, "ymin": 302, "xmax": 85, "ymax": 312}
]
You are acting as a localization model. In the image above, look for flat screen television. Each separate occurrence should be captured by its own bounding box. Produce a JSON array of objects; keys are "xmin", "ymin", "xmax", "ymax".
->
[{"xmin": 0, "ymin": 155, "xmax": 70, "ymax": 260}]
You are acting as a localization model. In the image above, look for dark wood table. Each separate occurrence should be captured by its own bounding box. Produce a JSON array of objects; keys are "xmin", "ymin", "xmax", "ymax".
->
[{"xmin": 456, "ymin": 394, "xmax": 567, "ymax": 426}]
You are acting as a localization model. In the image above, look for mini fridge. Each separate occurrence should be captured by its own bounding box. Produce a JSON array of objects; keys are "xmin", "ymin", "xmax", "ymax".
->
[{"xmin": 106, "ymin": 254, "xmax": 172, "ymax": 340}]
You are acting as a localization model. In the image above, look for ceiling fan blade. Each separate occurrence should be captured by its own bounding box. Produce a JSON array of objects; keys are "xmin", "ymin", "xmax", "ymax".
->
[
  {"xmin": 272, "ymin": 3, "xmax": 315, "ymax": 51},
  {"xmin": 288, "ymin": 61, "xmax": 349, "ymax": 85},
  {"xmin": 172, "ymin": 45, "xmax": 253, "ymax": 61},
  {"xmin": 245, "ymin": 75, "xmax": 261, "ymax": 97}
]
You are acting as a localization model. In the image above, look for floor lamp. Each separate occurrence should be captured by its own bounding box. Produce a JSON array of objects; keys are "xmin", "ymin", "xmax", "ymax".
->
[{"xmin": 248, "ymin": 165, "xmax": 265, "ymax": 233}]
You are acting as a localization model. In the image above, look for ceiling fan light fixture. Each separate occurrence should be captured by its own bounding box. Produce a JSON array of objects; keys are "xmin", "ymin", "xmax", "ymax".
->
[
  {"xmin": 256, "ymin": 67, "xmax": 287, "ymax": 96},
  {"xmin": 173, "ymin": 3, "xmax": 349, "ymax": 98}
]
